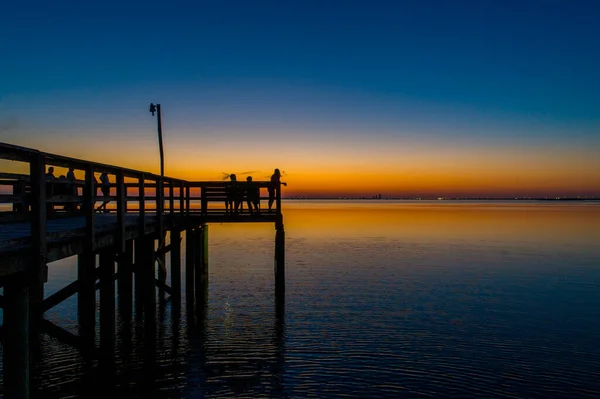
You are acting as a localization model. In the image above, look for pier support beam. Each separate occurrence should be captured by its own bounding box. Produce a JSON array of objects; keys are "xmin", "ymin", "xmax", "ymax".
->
[
  {"xmin": 99, "ymin": 249, "xmax": 116, "ymax": 356},
  {"xmin": 117, "ymin": 243, "xmax": 133, "ymax": 374},
  {"xmin": 185, "ymin": 228, "xmax": 195, "ymax": 304},
  {"xmin": 170, "ymin": 229, "xmax": 182, "ymax": 304},
  {"xmin": 117, "ymin": 240, "xmax": 134, "ymax": 321},
  {"xmin": 134, "ymin": 238, "xmax": 144, "ymax": 314},
  {"xmin": 157, "ymin": 231, "xmax": 167, "ymax": 300},
  {"xmin": 77, "ymin": 252, "xmax": 96, "ymax": 351},
  {"xmin": 143, "ymin": 237, "xmax": 157, "ymax": 326},
  {"xmin": 3, "ymin": 274, "xmax": 30, "ymax": 399},
  {"xmin": 275, "ymin": 219, "xmax": 285, "ymax": 295},
  {"xmin": 194, "ymin": 224, "xmax": 209, "ymax": 305}
]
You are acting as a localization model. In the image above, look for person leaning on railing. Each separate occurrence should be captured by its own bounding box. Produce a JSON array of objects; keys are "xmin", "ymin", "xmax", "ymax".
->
[{"xmin": 268, "ymin": 168, "xmax": 287, "ymax": 213}]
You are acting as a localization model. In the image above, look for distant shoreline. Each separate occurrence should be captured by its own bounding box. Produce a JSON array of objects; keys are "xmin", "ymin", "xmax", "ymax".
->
[{"xmin": 283, "ymin": 197, "xmax": 600, "ymax": 201}]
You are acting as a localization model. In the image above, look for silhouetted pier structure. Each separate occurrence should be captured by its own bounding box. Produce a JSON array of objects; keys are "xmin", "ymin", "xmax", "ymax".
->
[{"xmin": 0, "ymin": 142, "xmax": 285, "ymax": 399}]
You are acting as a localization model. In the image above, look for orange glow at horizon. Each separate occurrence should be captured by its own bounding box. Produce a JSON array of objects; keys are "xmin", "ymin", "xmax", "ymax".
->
[{"xmin": 2, "ymin": 132, "xmax": 599, "ymax": 198}]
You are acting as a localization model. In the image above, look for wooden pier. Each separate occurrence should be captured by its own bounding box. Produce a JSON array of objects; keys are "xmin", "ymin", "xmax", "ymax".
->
[{"xmin": 0, "ymin": 142, "xmax": 285, "ymax": 399}]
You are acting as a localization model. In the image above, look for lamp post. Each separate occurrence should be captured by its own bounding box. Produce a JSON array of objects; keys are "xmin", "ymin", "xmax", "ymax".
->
[
  {"xmin": 150, "ymin": 103, "xmax": 167, "ymax": 283},
  {"xmin": 149, "ymin": 103, "xmax": 164, "ymax": 178}
]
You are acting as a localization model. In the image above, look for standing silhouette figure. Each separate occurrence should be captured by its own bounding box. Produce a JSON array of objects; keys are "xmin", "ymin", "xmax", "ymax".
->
[{"xmin": 268, "ymin": 168, "xmax": 287, "ymax": 212}]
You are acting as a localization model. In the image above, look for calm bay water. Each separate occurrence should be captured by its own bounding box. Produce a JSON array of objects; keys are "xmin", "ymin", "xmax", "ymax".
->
[{"xmin": 2, "ymin": 200, "xmax": 600, "ymax": 398}]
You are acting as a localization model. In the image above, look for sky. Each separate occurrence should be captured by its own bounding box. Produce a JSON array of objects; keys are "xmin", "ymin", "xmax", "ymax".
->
[{"xmin": 1, "ymin": 0, "xmax": 599, "ymax": 197}]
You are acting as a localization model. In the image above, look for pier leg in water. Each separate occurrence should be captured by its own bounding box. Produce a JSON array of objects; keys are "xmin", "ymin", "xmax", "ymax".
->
[
  {"xmin": 274, "ymin": 220, "xmax": 285, "ymax": 295},
  {"xmin": 77, "ymin": 252, "xmax": 96, "ymax": 352},
  {"xmin": 143, "ymin": 237, "xmax": 157, "ymax": 327},
  {"xmin": 145, "ymin": 238, "xmax": 158, "ymax": 391},
  {"xmin": 158, "ymin": 231, "xmax": 167, "ymax": 301},
  {"xmin": 4, "ymin": 274, "xmax": 30, "ymax": 399},
  {"xmin": 117, "ymin": 243, "xmax": 134, "ymax": 380},
  {"xmin": 170, "ymin": 229, "xmax": 182, "ymax": 306},
  {"xmin": 134, "ymin": 238, "xmax": 144, "ymax": 314},
  {"xmin": 99, "ymin": 248, "xmax": 116, "ymax": 363},
  {"xmin": 194, "ymin": 224, "xmax": 209, "ymax": 312},
  {"xmin": 185, "ymin": 228, "xmax": 195, "ymax": 309},
  {"xmin": 117, "ymin": 239, "xmax": 134, "ymax": 320},
  {"xmin": 29, "ymin": 265, "xmax": 46, "ymax": 360}
]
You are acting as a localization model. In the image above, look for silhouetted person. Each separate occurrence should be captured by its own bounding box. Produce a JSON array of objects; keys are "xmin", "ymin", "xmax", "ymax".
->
[
  {"xmin": 268, "ymin": 168, "xmax": 287, "ymax": 212},
  {"xmin": 245, "ymin": 176, "xmax": 260, "ymax": 215},
  {"xmin": 97, "ymin": 172, "xmax": 110, "ymax": 213},
  {"xmin": 45, "ymin": 166, "xmax": 55, "ymax": 181},
  {"xmin": 225, "ymin": 174, "xmax": 238, "ymax": 214}
]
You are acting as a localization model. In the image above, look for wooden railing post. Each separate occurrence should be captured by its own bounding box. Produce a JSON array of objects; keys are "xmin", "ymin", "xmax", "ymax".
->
[
  {"xmin": 179, "ymin": 182, "xmax": 185, "ymax": 218},
  {"xmin": 116, "ymin": 171, "xmax": 126, "ymax": 253},
  {"xmin": 276, "ymin": 182, "xmax": 282, "ymax": 216},
  {"xmin": 169, "ymin": 180, "xmax": 174, "ymax": 217},
  {"xmin": 12, "ymin": 180, "xmax": 26, "ymax": 213},
  {"xmin": 185, "ymin": 184, "xmax": 191, "ymax": 217},
  {"xmin": 83, "ymin": 165, "xmax": 96, "ymax": 248},
  {"xmin": 138, "ymin": 175, "xmax": 145, "ymax": 235},
  {"xmin": 156, "ymin": 178, "xmax": 164, "ymax": 251},
  {"xmin": 201, "ymin": 185, "xmax": 207, "ymax": 215}
]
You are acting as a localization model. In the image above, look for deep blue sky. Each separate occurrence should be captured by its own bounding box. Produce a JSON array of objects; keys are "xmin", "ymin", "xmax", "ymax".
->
[
  {"xmin": 3, "ymin": 0, "xmax": 599, "ymax": 119},
  {"xmin": 1, "ymin": 0, "xmax": 599, "ymax": 196}
]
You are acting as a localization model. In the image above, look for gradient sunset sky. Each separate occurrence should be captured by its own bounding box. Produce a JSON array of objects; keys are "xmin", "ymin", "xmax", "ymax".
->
[{"xmin": 1, "ymin": 0, "xmax": 599, "ymax": 197}]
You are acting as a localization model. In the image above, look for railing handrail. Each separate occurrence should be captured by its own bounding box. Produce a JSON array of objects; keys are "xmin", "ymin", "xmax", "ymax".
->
[{"xmin": 0, "ymin": 142, "xmax": 186, "ymax": 183}]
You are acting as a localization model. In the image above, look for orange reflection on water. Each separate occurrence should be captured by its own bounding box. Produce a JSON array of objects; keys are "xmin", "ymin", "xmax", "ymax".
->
[{"xmin": 280, "ymin": 201, "xmax": 600, "ymax": 249}]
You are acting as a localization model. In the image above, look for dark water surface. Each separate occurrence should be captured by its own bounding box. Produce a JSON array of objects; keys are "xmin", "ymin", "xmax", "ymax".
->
[{"xmin": 2, "ymin": 201, "xmax": 600, "ymax": 398}]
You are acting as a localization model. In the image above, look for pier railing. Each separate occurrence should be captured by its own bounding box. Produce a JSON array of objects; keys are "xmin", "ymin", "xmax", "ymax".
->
[{"xmin": 0, "ymin": 141, "xmax": 283, "ymax": 246}]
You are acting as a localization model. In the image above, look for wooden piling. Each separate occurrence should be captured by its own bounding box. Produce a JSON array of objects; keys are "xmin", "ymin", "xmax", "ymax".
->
[
  {"xmin": 117, "ymin": 242, "xmax": 133, "ymax": 372},
  {"xmin": 134, "ymin": 238, "xmax": 144, "ymax": 314},
  {"xmin": 275, "ymin": 219, "xmax": 285, "ymax": 294},
  {"xmin": 143, "ymin": 237, "xmax": 157, "ymax": 327},
  {"xmin": 117, "ymin": 239, "xmax": 134, "ymax": 315},
  {"xmin": 3, "ymin": 274, "xmax": 30, "ymax": 399},
  {"xmin": 194, "ymin": 224, "xmax": 209, "ymax": 320},
  {"xmin": 185, "ymin": 228, "xmax": 195, "ymax": 303},
  {"xmin": 157, "ymin": 231, "xmax": 167, "ymax": 290},
  {"xmin": 201, "ymin": 224, "xmax": 209, "ymax": 281},
  {"xmin": 193, "ymin": 228, "xmax": 201, "ymax": 299},
  {"xmin": 99, "ymin": 249, "xmax": 116, "ymax": 355},
  {"xmin": 171, "ymin": 229, "xmax": 182, "ymax": 302},
  {"xmin": 77, "ymin": 252, "xmax": 96, "ymax": 350}
]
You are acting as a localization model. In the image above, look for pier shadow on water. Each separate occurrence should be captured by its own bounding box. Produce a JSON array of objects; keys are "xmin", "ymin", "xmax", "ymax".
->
[{"xmin": 13, "ymin": 281, "xmax": 286, "ymax": 398}]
